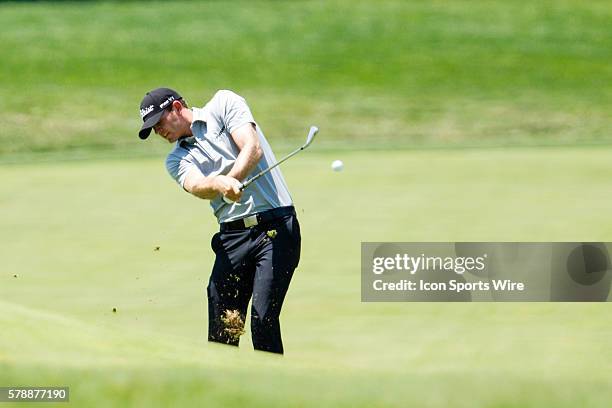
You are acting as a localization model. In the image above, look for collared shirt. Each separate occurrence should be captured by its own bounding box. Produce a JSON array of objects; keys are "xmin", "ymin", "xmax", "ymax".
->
[{"xmin": 165, "ymin": 90, "xmax": 293, "ymax": 223}]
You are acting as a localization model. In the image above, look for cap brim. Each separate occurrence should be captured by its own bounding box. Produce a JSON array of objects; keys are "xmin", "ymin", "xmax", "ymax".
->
[{"xmin": 138, "ymin": 110, "xmax": 164, "ymax": 140}]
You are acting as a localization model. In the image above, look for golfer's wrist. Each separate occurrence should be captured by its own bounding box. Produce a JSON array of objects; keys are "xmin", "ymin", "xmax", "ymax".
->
[{"xmin": 212, "ymin": 176, "xmax": 226, "ymax": 195}]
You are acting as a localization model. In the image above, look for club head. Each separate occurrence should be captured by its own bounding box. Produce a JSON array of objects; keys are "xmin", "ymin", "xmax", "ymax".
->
[{"xmin": 303, "ymin": 126, "xmax": 319, "ymax": 148}]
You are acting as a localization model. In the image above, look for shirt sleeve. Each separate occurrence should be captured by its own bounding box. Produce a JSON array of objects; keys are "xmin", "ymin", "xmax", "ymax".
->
[
  {"xmin": 166, "ymin": 151, "xmax": 196, "ymax": 188},
  {"xmin": 215, "ymin": 90, "xmax": 256, "ymax": 134}
]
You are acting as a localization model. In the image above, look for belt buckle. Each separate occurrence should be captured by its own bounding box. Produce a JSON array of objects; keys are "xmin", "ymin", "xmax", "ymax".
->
[{"xmin": 243, "ymin": 214, "xmax": 258, "ymax": 228}]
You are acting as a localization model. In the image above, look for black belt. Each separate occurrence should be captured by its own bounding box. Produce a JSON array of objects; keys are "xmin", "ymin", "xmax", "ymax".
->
[{"xmin": 220, "ymin": 206, "xmax": 295, "ymax": 232}]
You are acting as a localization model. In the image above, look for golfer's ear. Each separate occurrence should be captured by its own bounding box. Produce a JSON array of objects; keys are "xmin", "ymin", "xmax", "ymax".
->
[{"xmin": 172, "ymin": 100, "xmax": 183, "ymax": 111}]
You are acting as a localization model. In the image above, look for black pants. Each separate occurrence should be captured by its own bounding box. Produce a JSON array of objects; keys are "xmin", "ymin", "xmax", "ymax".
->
[{"xmin": 207, "ymin": 210, "xmax": 301, "ymax": 354}]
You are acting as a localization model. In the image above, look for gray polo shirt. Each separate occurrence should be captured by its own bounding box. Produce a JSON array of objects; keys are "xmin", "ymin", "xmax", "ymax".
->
[{"xmin": 165, "ymin": 90, "xmax": 293, "ymax": 223}]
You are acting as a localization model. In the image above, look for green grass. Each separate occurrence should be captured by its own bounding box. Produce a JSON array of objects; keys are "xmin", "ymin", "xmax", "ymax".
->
[
  {"xmin": 1, "ymin": 0, "xmax": 611, "ymax": 405},
  {"xmin": 1, "ymin": 149, "xmax": 612, "ymax": 407},
  {"xmin": 0, "ymin": 0, "xmax": 611, "ymax": 157}
]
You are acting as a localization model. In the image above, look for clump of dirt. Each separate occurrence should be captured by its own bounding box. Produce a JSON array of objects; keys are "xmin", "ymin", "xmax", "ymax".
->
[{"xmin": 221, "ymin": 309, "xmax": 245, "ymax": 340}]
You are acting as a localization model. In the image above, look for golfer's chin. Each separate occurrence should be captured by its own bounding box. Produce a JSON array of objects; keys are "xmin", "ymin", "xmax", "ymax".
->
[{"xmin": 165, "ymin": 134, "xmax": 181, "ymax": 143}]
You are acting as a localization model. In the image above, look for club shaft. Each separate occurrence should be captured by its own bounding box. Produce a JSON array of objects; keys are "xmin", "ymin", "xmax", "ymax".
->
[{"xmin": 240, "ymin": 145, "xmax": 306, "ymax": 190}]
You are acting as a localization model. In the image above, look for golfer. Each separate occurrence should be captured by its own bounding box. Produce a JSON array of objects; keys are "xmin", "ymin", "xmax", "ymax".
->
[{"xmin": 138, "ymin": 87, "xmax": 301, "ymax": 354}]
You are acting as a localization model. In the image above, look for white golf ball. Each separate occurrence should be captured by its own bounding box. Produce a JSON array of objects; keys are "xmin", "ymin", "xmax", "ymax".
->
[{"xmin": 331, "ymin": 160, "xmax": 344, "ymax": 172}]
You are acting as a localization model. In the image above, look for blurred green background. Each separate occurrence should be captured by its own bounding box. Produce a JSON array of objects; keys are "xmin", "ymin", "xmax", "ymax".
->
[
  {"xmin": 1, "ymin": 0, "xmax": 611, "ymax": 159},
  {"xmin": 1, "ymin": 1, "xmax": 611, "ymax": 407}
]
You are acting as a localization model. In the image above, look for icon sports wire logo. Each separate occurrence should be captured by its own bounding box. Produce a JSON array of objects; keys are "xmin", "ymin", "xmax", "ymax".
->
[
  {"xmin": 372, "ymin": 253, "xmax": 487, "ymax": 275},
  {"xmin": 361, "ymin": 242, "xmax": 612, "ymax": 302}
]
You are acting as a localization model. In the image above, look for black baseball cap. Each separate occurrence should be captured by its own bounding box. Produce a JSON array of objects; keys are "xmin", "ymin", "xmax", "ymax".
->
[{"xmin": 138, "ymin": 87, "xmax": 183, "ymax": 139}]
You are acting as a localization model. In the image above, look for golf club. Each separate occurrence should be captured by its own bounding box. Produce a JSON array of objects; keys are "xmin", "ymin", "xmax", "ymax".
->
[{"xmin": 223, "ymin": 125, "xmax": 319, "ymax": 204}]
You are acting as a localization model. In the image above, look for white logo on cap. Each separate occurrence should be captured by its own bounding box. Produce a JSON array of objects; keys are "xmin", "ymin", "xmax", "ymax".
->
[
  {"xmin": 159, "ymin": 96, "xmax": 175, "ymax": 109},
  {"xmin": 140, "ymin": 104, "xmax": 154, "ymax": 118}
]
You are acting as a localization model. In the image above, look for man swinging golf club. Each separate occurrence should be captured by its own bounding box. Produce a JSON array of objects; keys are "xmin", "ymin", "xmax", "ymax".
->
[{"xmin": 138, "ymin": 87, "xmax": 308, "ymax": 354}]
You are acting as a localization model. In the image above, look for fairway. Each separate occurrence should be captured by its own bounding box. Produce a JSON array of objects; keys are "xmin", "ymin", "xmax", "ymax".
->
[
  {"xmin": 1, "ymin": 149, "xmax": 611, "ymax": 407},
  {"xmin": 1, "ymin": 0, "xmax": 611, "ymax": 405}
]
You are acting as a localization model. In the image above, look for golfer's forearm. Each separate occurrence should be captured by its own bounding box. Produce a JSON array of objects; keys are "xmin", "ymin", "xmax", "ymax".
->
[
  {"xmin": 227, "ymin": 141, "xmax": 262, "ymax": 181},
  {"xmin": 184, "ymin": 175, "xmax": 219, "ymax": 200}
]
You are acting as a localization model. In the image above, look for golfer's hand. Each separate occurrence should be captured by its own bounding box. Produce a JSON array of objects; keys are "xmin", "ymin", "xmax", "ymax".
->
[{"xmin": 215, "ymin": 175, "xmax": 243, "ymax": 202}]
